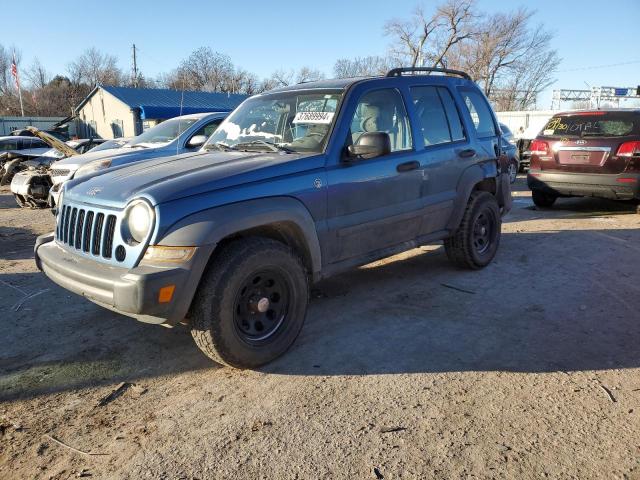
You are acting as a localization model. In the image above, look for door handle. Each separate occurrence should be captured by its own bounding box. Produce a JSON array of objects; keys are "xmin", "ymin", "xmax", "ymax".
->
[
  {"xmin": 396, "ymin": 160, "xmax": 420, "ymax": 172},
  {"xmin": 458, "ymin": 148, "xmax": 476, "ymax": 158}
]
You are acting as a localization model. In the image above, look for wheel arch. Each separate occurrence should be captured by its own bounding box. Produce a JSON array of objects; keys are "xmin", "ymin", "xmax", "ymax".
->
[
  {"xmin": 157, "ymin": 196, "xmax": 322, "ymax": 280},
  {"xmin": 446, "ymin": 162, "xmax": 500, "ymax": 232}
]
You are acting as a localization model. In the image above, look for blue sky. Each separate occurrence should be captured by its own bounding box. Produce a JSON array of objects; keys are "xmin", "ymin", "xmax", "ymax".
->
[{"xmin": 8, "ymin": 0, "xmax": 640, "ymax": 108}]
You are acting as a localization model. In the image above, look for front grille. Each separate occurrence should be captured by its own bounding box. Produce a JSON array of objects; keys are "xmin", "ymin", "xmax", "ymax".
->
[
  {"xmin": 50, "ymin": 169, "xmax": 70, "ymax": 177},
  {"xmin": 57, "ymin": 205, "xmax": 117, "ymax": 260}
]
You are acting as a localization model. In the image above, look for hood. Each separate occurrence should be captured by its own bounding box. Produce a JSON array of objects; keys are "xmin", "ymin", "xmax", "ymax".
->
[
  {"xmin": 65, "ymin": 150, "xmax": 322, "ymax": 208},
  {"xmin": 26, "ymin": 126, "xmax": 77, "ymax": 157},
  {"xmin": 51, "ymin": 145, "xmax": 160, "ymax": 169}
]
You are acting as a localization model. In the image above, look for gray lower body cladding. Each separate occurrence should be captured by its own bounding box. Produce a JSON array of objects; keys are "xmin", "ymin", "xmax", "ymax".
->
[{"xmin": 35, "ymin": 234, "xmax": 215, "ymax": 326}]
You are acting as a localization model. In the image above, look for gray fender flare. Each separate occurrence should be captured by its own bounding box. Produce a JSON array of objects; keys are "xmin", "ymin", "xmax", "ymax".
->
[
  {"xmin": 446, "ymin": 162, "xmax": 499, "ymax": 232},
  {"xmin": 157, "ymin": 197, "xmax": 322, "ymax": 277}
]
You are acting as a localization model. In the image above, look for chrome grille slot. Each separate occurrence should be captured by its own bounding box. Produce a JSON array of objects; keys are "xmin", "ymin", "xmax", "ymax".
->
[
  {"xmin": 75, "ymin": 210, "xmax": 85, "ymax": 250},
  {"xmin": 68, "ymin": 208, "xmax": 78, "ymax": 247},
  {"xmin": 83, "ymin": 211, "xmax": 94, "ymax": 253},
  {"xmin": 93, "ymin": 213, "xmax": 104, "ymax": 255},
  {"xmin": 102, "ymin": 215, "xmax": 117, "ymax": 258},
  {"xmin": 63, "ymin": 206, "xmax": 71, "ymax": 243}
]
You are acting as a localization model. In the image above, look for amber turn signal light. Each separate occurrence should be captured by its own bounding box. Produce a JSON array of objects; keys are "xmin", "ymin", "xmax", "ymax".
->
[{"xmin": 158, "ymin": 285, "xmax": 176, "ymax": 304}]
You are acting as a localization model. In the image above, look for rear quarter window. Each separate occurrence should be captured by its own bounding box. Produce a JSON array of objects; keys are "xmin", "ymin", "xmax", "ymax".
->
[{"xmin": 458, "ymin": 88, "xmax": 497, "ymax": 138}]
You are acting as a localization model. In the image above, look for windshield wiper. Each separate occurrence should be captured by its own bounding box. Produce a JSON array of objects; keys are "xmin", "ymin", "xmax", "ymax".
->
[
  {"xmin": 205, "ymin": 142, "xmax": 236, "ymax": 151},
  {"xmin": 233, "ymin": 140, "xmax": 293, "ymax": 153},
  {"xmin": 128, "ymin": 144, "xmax": 149, "ymax": 149}
]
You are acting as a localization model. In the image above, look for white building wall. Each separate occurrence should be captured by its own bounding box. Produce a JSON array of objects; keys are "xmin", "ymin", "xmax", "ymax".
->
[
  {"xmin": 496, "ymin": 110, "xmax": 559, "ymax": 138},
  {"xmin": 77, "ymin": 88, "xmax": 137, "ymax": 139}
]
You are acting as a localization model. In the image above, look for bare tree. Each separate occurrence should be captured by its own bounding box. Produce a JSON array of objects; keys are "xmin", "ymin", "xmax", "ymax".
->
[
  {"xmin": 68, "ymin": 47, "xmax": 123, "ymax": 87},
  {"xmin": 333, "ymin": 56, "xmax": 395, "ymax": 78},
  {"xmin": 385, "ymin": 0, "xmax": 477, "ymax": 68},
  {"xmin": 296, "ymin": 67, "xmax": 325, "ymax": 84},
  {"xmin": 450, "ymin": 7, "xmax": 559, "ymax": 109},
  {"xmin": 385, "ymin": 1, "xmax": 559, "ymax": 109},
  {"xmin": 266, "ymin": 67, "xmax": 324, "ymax": 88},
  {"xmin": 25, "ymin": 58, "xmax": 50, "ymax": 90}
]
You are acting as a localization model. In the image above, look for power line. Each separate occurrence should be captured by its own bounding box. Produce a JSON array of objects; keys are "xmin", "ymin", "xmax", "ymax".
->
[{"xmin": 557, "ymin": 60, "xmax": 640, "ymax": 73}]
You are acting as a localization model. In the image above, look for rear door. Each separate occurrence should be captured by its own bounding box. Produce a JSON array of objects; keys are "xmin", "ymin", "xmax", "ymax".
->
[
  {"xmin": 407, "ymin": 84, "xmax": 471, "ymax": 235},
  {"xmin": 534, "ymin": 112, "xmax": 639, "ymax": 174}
]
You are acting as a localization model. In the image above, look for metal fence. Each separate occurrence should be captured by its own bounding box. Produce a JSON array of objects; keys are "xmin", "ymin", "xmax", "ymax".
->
[{"xmin": 0, "ymin": 116, "xmax": 67, "ymax": 136}]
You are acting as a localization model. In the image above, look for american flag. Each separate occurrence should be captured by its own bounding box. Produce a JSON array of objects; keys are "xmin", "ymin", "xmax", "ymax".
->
[{"xmin": 11, "ymin": 53, "xmax": 19, "ymax": 89}]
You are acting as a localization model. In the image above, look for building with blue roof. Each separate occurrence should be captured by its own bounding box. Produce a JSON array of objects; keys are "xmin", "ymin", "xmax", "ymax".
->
[{"xmin": 75, "ymin": 85, "xmax": 247, "ymax": 139}]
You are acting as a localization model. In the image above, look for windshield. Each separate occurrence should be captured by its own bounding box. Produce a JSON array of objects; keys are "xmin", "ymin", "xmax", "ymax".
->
[
  {"xmin": 541, "ymin": 113, "xmax": 638, "ymax": 138},
  {"xmin": 128, "ymin": 117, "xmax": 198, "ymax": 146},
  {"xmin": 205, "ymin": 90, "xmax": 342, "ymax": 153}
]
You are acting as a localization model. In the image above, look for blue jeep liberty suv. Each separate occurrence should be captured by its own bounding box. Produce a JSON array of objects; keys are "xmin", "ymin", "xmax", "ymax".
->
[{"xmin": 35, "ymin": 68, "xmax": 512, "ymax": 368}]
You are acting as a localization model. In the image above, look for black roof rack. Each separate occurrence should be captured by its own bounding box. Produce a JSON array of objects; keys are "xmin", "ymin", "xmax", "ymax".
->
[{"xmin": 386, "ymin": 67, "xmax": 471, "ymax": 80}]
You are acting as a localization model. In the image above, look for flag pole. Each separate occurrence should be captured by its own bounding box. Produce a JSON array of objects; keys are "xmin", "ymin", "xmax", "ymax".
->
[
  {"xmin": 17, "ymin": 83, "xmax": 24, "ymax": 117},
  {"xmin": 11, "ymin": 53, "xmax": 24, "ymax": 117}
]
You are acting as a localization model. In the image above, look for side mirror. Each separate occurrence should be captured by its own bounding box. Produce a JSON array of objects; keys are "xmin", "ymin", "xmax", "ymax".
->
[
  {"xmin": 187, "ymin": 135, "xmax": 208, "ymax": 149},
  {"xmin": 346, "ymin": 132, "xmax": 391, "ymax": 160}
]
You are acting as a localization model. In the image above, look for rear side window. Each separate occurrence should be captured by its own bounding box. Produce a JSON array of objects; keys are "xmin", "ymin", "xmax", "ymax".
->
[
  {"xmin": 541, "ymin": 113, "xmax": 638, "ymax": 138},
  {"xmin": 410, "ymin": 86, "xmax": 465, "ymax": 146},
  {"xmin": 459, "ymin": 89, "xmax": 497, "ymax": 138}
]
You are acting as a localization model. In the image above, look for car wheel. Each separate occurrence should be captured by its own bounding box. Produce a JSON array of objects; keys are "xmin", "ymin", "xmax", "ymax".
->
[
  {"xmin": 531, "ymin": 189, "xmax": 557, "ymax": 208},
  {"xmin": 190, "ymin": 237, "xmax": 309, "ymax": 368},
  {"xmin": 444, "ymin": 191, "xmax": 501, "ymax": 269},
  {"xmin": 508, "ymin": 160, "xmax": 518, "ymax": 184},
  {"xmin": 13, "ymin": 194, "xmax": 27, "ymax": 208}
]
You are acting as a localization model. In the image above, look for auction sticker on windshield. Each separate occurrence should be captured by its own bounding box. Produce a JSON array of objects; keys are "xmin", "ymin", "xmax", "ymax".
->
[{"xmin": 293, "ymin": 112, "xmax": 335, "ymax": 124}]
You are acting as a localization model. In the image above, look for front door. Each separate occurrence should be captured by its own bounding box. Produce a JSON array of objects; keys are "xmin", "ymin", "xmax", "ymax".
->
[{"xmin": 324, "ymin": 87, "xmax": 423, "ymax": 264}]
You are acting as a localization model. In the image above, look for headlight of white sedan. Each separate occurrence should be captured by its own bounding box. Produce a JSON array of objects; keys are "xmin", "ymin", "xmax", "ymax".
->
[
  {"xmin": 122, "ymin": 200, "xmax": 154, "ymax": 244},
  {"xmin": 75, "ymin": 159, "xmax": 112, "ymax": 179}
]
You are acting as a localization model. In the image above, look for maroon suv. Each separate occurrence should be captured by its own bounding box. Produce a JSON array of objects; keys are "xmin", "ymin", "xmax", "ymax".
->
[{"xmin": 527, "ymin": 109, "xmax": 640, "ymax": 210}]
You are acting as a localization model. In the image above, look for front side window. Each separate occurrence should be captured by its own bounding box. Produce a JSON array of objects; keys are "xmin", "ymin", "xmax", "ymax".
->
[
  {"xmin": 349, "ymin": 88, "xmax": 412, "ymax": 152},
  {"xmin": 459, "ymin": 89, "xmax": 497, "ymax": 138},
  {"xmin": 192, "ymin": 119, "xmax": 223, "ymax": 139},
  {"xmin": 128, "ymin": 117, "xmax": 198, "ymax": 147},
  {"xmin": 0, "ymin": 140, "xmax": 18, "ymax": 151},
  {"xmin": 206, "ymin": 90, "xmax": 342, "ymax": 153},
  {"xmin": 411, "ymin": 86, "xmax": 465, "ymax": 146}
]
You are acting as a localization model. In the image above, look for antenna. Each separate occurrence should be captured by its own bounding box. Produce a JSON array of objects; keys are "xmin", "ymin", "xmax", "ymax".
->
[{"xmin": 131, "ymin": 44, "xmax": 138, "ymax": 88}]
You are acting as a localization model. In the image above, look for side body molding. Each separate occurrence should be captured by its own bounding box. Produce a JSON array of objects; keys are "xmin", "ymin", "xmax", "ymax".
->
[{"xmin": 157, "ymin": 196, "xmax": 323, "ymax": 278}]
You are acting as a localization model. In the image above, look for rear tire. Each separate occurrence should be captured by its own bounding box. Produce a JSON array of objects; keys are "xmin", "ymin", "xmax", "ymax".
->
[
  {"xmin": 532, "ymin": 189, "xmax": 557, "ymax": 208},
  {"xmin": 190, "ymin": 237, "xmax": 309, "ymax": 368},
  {"xmin": 444, "ymin": 191, "xmax": 501, "ymax": 269}
]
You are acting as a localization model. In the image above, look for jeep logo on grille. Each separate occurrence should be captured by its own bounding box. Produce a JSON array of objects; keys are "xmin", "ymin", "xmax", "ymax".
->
[
  {"xmin": 86, "ymin": 187, "xmax": 103, "ymax": 196},
  {"xmin": 575, "ymin": 140, "xmax": 587, "ymax": 145}
]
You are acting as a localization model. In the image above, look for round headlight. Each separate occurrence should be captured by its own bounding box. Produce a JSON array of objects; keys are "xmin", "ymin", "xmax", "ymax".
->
[{"xmin": 125, "ymin": 200, "xmax": 154, "ymax": 243}]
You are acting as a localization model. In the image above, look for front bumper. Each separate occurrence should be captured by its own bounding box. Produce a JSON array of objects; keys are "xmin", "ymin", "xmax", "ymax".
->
[
  {"xmin": 35, "ymin": 234, "xmax": 214, "ymax": 326},
  {"xmin": 527, "ymin": 170, "xmax": 640, "ymax": 200}
]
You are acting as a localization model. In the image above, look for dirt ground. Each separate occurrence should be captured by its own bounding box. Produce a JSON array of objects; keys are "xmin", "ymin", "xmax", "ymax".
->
[{"xmin": 1, "ymin": 178, "xmax": 639, "ymax": 479}]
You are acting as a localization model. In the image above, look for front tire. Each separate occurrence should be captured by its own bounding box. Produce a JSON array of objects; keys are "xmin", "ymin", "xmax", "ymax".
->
[
  {"xmin": 531, "ymin": 189, "xmax": 557, "ymax": 208},
  {"xmin": 444, "ymin": 191, "xmax": 501, "ymax": 269},
  {"xmin": 190, "ymin": 237, "xmax": 309, "ymax": 368}
]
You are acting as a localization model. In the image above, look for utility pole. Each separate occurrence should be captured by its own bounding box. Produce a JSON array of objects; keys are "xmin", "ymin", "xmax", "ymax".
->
[{"xmin": 131, "ymin": 44, "xmax": 138, "ymax": 88}]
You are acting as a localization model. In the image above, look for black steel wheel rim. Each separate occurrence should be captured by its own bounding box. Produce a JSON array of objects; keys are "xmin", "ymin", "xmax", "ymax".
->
[
  {"xmin": 233, "ymin": 269, "xmax": 290, "ymax": 344},
  {"xmin": 472, "ymin": 210, "xmax": 496, "ymax": 255}
]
